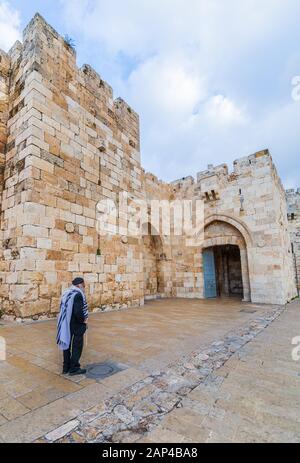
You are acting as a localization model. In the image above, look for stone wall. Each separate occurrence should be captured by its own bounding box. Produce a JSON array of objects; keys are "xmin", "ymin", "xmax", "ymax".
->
[
  {"xmin": 0, "ymin": 14, "xmax": 144, "ymax": 317},
  {"xmin": 143, "ymin": 150, "xmax": 297, "ymax": 305},
  {"xmin": 171, "ymin": 150, "xmax": 297, "ymax": 305},
  {"xmin": 0, "ymin": 14, "xmax": 297, "ymax": 317}
]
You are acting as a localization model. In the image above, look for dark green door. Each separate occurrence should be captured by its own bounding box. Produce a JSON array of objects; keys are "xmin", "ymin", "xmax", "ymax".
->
[{"xmin": 203, "ymin": 249, "xmax": 217, "ymax": 298}]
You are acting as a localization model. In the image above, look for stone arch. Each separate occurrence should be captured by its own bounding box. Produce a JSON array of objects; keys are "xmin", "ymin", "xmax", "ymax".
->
[
  {"xmin": 141, "ymin": 223, "xmax": 168, "ymax": 300},
  {"xmin": 204, "ymin": 214, "xmax": 253, "ymax": 248},
  {"xmin": 203, "ymin": 216, "xmax": 251, "ymax": 301}
]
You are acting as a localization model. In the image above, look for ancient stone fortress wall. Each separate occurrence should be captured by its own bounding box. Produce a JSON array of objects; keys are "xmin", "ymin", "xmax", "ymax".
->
[
  {"xmin": 0, "ymin": 14, "xmax": 145, "ymax": 317},
  {"xmin": 286, "ymin": 188, "xmax": 300, "ymax": 292},
  {"xmin": 0, "ymin": 14, "xmax": 297, "ymax": 318},
  {"xmin": 171, "ymin": 150, "xmax": 297, "ymax": 305}
]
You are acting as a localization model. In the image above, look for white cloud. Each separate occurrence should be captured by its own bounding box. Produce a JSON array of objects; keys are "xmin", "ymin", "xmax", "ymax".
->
[
  {"xmin": 204, "ymin": 95, "xmax": 247, "ymax": 126},
  {"xmin": 61, "ymin": 0, "xmax": 293, "ymax": 59},
  {"xmin": 0, "ymin": 1, "xmax": 21, "ymax": 51},
  {"xmin": 59, "ymin": 0, "xmax": 300, "ymax": 186},
  {"xmin": 127, "ymin": 54, "xmax": 206, "ymax": 119}
]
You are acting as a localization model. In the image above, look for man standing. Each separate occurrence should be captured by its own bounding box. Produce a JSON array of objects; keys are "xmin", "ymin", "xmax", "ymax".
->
[{"xmin": 57, "ymin": 277, "xmax": 89, "ymax": 375}]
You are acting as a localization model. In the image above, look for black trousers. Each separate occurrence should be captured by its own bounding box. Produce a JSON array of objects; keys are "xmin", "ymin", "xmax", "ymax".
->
[{"xmin": 63, "ymin": 332, "xmax": 84, "ymax": 372}]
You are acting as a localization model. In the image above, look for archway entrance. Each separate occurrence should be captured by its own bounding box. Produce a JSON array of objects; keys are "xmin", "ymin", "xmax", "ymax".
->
[
  {"xmin": 203, "ymin": 245, "xmax": 243, "ymax": 299},
  {"xmin": 202, "ymin": 218, "xmax": 251, "ymax": 301}
]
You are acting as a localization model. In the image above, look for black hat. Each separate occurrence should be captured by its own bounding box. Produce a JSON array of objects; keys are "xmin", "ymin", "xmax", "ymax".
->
[{"xmin": 72, "ymin": 277, "xmax": 84, "ymax": 286}]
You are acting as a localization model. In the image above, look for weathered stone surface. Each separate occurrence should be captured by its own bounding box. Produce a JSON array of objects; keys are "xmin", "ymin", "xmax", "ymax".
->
[
  {"xmin": 0, "ymin": 398, "xmax": 82, "ymax": 443},
  {"xmin": 45, "ymin": 419, "xmax": 79, "ymax": 442},
  {"xmin": 0, "ymin": 396, "xmax": 30, "ymax": 420},
  {"xmin": 0, "ymin": 298, "xmax": 299, "ymax": 443},
  {"xmin": 53, "ymin": 302, "xmax": 286, "ymax": 443}
]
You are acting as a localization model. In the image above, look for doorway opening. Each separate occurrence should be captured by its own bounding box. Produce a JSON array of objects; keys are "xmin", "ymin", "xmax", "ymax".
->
[{"xmin": 203, "ymin": 245, "xmax": 244, "ymax": 299}]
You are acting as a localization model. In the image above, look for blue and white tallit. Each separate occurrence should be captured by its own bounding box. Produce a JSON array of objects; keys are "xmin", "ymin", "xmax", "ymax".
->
[{"xmin": 56, "ymin": 286, "xmax": 89, "ymax": 351}]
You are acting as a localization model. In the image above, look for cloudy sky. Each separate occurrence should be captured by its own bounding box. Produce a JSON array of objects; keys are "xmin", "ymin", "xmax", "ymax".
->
[{"xmin": 1, "ymin": 0, "xmax": 300, "ymax": 187}]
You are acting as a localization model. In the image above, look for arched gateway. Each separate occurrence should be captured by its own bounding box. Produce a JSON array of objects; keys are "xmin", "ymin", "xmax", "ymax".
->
[{"xmin": 202, "ymin": 215, "xmax": 251, "ymax": 302}]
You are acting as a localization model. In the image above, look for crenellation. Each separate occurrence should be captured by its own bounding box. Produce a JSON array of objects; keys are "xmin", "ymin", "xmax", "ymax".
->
[
  {"xmin": 80, "ymin": 64, "xmax": 113, "ymax": 100},
  {"xmin": 23, "ymin": 13, "xmax": 60, "ymax": 44},
  {"xmin": 197, "ymin": 163, "xmax": 228, "ymax": 182},
  {"xmin": 8, "ymin": 40, "xmax": 22, "ymax": 60},
  {"xmin": 114, "ymin": 97, "xmax": 140, "ymax": 153},
  {"xmin": 170, "ymin": 176, "xmax": 195, "ymax": 190}
]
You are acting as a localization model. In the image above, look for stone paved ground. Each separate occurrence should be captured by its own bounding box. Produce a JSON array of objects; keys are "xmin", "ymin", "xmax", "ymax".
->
[
  {"xmin": 0, "ymin": 298, "xmax": 299, "ymax": 443},
  {"xmin": 139, "ymin": 301, "xmax": 300, "ymax": 443}
]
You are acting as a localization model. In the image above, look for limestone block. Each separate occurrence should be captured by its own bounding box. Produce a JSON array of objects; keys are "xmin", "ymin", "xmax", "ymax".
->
[
  {"xmin": 17, "ymin": 299, "xmax": 51, "ymax": 317},
  {"xmin": 23, "ymin": 225, "xmax": 48, "ymax": 238},
  {"xmin": 10, "ymin": 284, "xmax": 38, "ymax": 302},
  {"xmin": 25, "ymin": 155, "xmax": 54, "ymax": 174}
]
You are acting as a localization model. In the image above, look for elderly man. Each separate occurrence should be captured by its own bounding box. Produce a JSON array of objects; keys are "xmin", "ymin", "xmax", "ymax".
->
[{"xmin": 57, "ymin": 277, "xmax": 89, "ymax": 375}]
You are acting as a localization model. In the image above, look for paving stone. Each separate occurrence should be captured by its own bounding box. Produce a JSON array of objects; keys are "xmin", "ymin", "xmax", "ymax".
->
[
  {"xmin": 2, "ymin": 381, "xmax": 33, "ymax": 398},
  {"xmin": 99, "ymin": 368, "xmax": 148, "ymax": 392},
  {"xmin": 0, "ymin": 298, "xmax": 299, "ymax": 443},
  {"xmin": 45, "ymin": 419, "xmax": 79, "ymax": 442},
  {"xmin": 64, "ymin": 383, "xmax": 111, "ymax": 411},
  {"xmin": 0, "ymin": 414, "xmax": 8, "ymax": 426},
  {"xmin": 17, "ymin": 387, "xmax": 66, "ymax": 410},
  {"xmin": 0, "ymin": 396, "xmax": 30, "ymax": 420},
  {"xmin": 138, "ymin": 426, "xmax": 193, "ymax": 443},
  {"xmin": 149, "ymin": 412, "xmax": 204, "ymax": 443},
  {"xmin": 206, "ymin": 431, "xmax": 233, "ymax": 443}
]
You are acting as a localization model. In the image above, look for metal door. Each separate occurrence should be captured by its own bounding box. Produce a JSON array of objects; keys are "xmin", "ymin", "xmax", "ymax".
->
[{"xmin": 203, "ymin": 249, "xmax": 217, "ymax": 298}]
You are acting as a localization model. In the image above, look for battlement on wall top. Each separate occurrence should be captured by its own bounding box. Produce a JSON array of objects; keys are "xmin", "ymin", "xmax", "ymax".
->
[
  {"xmin": 23, "ymin": 13, "xmax": 61, "ymax": 46},
  {"xmin": 143, "ymin": 171, "xmax": 170, "ymax": 186},
  {"xmin": 169, "ymin": 150, "xmax": 276, "ymax": 191},
  {"xmin": 170, "ymin": 176, "xmax": 195, "ymax": 189},
  {"xmin": 196, "ymin": 149, "xmax": 273, "ymax": 182},
  {"xmin": 8, "ymin": 12, "xmax": 138, "ymax": 119},
  {"xmin": 286, "ymin": 188, "xmax": 300, "ymax": 194}
]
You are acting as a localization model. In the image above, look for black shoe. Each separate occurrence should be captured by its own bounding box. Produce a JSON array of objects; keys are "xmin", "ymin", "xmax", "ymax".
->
[
  {"xmin": 62, "ymin": 369, "xmax": 69, "ymax": 375},
  {"xmin": 69, "ymin": 368, "xmax": 86, "ymax": 376}
]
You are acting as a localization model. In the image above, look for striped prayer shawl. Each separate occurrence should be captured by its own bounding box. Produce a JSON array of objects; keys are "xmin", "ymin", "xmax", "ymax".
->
[
  {"xmin": 79, "ymin": 287, "xmax": 89, "ymax": 320},
  {"xmin": 56, "ymin": 286, "xmax": 89, "ymax": 351}
]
